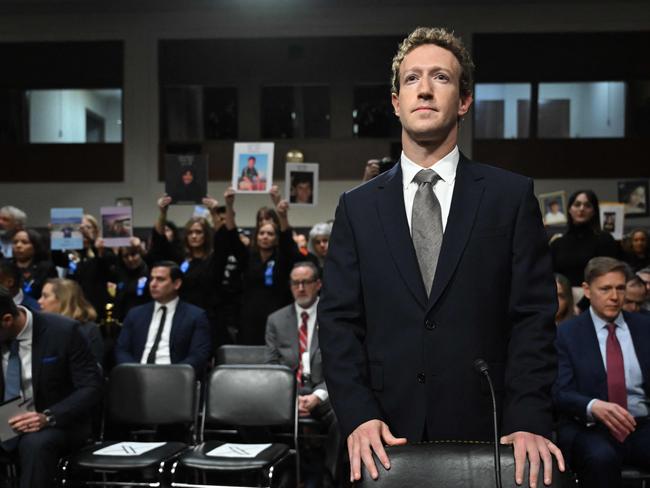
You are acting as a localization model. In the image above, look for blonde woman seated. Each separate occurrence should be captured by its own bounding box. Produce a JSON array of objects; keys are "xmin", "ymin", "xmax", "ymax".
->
[{"xmin": 38, "ymin": 278, "xmax": 104, "ymax": 365}]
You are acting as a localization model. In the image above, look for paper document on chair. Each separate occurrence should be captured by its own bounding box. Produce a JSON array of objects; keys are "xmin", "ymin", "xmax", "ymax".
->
[
  {"xmin": 206, "ymin": 443, "xmax": 272, "ymax": 458},
  {"xmin": 93, "ymin": 442, "xmax": 166, "ymax": 456}
]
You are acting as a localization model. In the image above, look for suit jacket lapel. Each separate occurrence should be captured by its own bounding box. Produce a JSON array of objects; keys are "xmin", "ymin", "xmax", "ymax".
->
[
  {"xmin": 169, "ymin": 301, "xmax": 182, "ymax": 361},
  {"xmin": 288, "ymin": 306, "xmax": 300, "ymax": 366},
  {"xmin": 625, "ymin": 312, "xmax": 650, "ymax": 392},
  {"xmin": 582, "ymin": 313, "xmax": 607, "ymax": 394},
  {"xmin": 137, "ymin": 304, "xmax": 155, "ymax": 359},
  {"xmin": 31, "ymin": 312, "xmax": 44, "ymax": 402},
  {"xmin": 426, "ymin": 156, "xmax": 485, "ymax": 313},
  {"xmin": 310, "ymin": 319, "xmax": 319, "ymax": 364},
  {"xmin": 376, "ymin": 163, "xmax": 428, "ymax": 308}
]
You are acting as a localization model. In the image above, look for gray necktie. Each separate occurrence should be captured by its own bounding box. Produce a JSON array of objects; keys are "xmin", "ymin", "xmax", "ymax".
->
[{"xmin": 412, "ymin": 169, "xmax": 443, "ymax": 296}]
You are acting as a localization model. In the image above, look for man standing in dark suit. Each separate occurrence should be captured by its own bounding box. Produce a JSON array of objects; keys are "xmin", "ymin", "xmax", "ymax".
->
[
  {"xmin": 115, "ymin": 261, "xmax": 211, "ymax": 372},
  {"xmin": 318, "ymin": 26, "xmax": 563, "ymax": 486},
  {"xmin": 554, "ymin": 257, "xmax": 650, "ymax": 487},
  {"xmin": 0, "ymin": 286, "xmax": 103, "ymax": 488}
]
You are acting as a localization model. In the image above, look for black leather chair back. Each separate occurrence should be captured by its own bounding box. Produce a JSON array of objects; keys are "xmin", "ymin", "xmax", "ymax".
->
[
  {"xmin": 107, "ymin": 364, "xmax": 196, "ymax": 426},
  {"xmin": 206, "ymin": 365, "xmax": 295, "ymax": 427},
  {"xmin": 214, "ymin": 345, "xmax": 268, "ymax": 365},
  {"xmin": 358, "ymin": 441, "xmax": 569, "ymax": 487}
]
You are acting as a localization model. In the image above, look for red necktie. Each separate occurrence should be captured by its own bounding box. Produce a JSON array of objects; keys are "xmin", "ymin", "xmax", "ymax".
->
[
  {"xmin": 297, "ymin": 311, "xmax": 309, "ymax": 385},
  {"xmin": 606, "ymin": 323, "xmax": 627, "ymax": 410}
]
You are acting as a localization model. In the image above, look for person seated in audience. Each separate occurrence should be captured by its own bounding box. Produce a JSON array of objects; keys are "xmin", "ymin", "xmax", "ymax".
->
[
  {"xmin": 11, "ymin": 229, "xmax": 57, "ymax": 300},
  {"xmin": 0, "ymin": 259, "xmax": 40, "ymax": 311},
  {"xmin": 636, "ymin": 267, "xmax": 650, "ymax": 311},
  {"xmin": 554, "ymin": 257, "xmax": 650, "ymax": 488},
  {"xmin": 265, "ymin": 261, "xmax": 335, "ymax": 487},
  {"xmin": 38, "ymin": 278, "xmax": 104, "ymax": 365},
  {"xmin": 622, "ymin": 229, "xmax": 650, "ymax": 272},
  {"xmin": 114, "ymin": 261, "xmax": 211, "ymax": 372},
  {"xmin": 51, "ymin": 214, "xmax": 112, "ymax": 321},
  {"xmin": 0, "ymin": 286, "xmax": 102, "ymax": 488},
  {"xmin": 217, "ymin": 187, "xmax": 303, "ymax": 345},
  {"xmin": 0, "ymin": 206, "xmax": 27, "ymax": 259},
  {"xmin": 623, "ymin": 276, "xmax": 649, "ymax": 314},
  {"xmin": 307, "ymin": 222, "xmax": 332, "ymax": 273},
  {"xmin": 101, "ymin": 237, "xmax": 150, "ymax": 322},
  {"xmin": 150, "ymin": 195, "xmax": 231, "ymax": 347},
  {"xmin": 555, "ymin": 273, "xmax": 575, "ymax": 325},
  {"xmin": 551, "ymin": 190, "xmax": 620, "ymax": 288}
]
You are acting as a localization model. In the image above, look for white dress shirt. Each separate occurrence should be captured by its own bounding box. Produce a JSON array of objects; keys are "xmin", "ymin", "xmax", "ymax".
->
[
  {"xmin": 401, "ymin": 146, "xmax": 459, "ymax": 233},
  {"xmin": 294, "ymin": 298, "xmax": 328, "ymax": 402},
  {"xmin": 140, "ymin": 297, "xmax": 179, "ymax": 365},
  {"xmin": 2, "ymin": 306, "xmax": 34, "ymax": 409}
]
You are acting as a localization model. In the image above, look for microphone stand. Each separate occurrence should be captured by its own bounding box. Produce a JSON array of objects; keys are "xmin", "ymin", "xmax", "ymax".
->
[{"xmin": 474, "ymin": 359, "xmax": 503, "ymax": 488}]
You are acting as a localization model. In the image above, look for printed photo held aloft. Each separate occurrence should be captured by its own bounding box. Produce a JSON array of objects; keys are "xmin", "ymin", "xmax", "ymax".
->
[
  {"xmin": 232, "ymin": 142, "xmax": 274, "ymax": 193},
  {"xmin": 165, "ymin": 154, "xmax": 208, "ymax": 204}
]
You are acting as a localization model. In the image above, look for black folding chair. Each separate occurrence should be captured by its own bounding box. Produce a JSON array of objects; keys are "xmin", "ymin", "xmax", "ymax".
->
[
  {"xmin": 170, "ymin": 364, "xmax": 298, "ymax": 488},
  {"xmin": 59, "ymin": 364, "xmax": 199, "ymax": 487},
  {"xmin": 214, "ymin": 345, "xmax": 268, "ymax": 366},
  {"xmin": 357, "ymin": 441, "xmax": 570, "ymax": 487}
]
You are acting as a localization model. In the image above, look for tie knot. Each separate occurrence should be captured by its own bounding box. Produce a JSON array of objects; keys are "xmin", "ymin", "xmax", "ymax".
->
[
  {"xmin": 413, "ymin": 169, "xmax": 441, "ymax": 186},
  {"xmin": 160, "ymin": 305, "xmax": 167, "ymax": 313},
  {"xmin": 9, "ymin": 340, "xmax": 19, "ymax": 354},
  {"xmin": 606, "ymin": 323, "xmax": 617, "ymax": 335},
  {"xmin": 301, "ymin": 311, "xmax": 309, "ymax": 322}
]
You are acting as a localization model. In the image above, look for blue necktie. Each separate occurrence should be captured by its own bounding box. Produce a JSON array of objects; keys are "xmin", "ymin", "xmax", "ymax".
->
[{"xmin": 4, "ymin": 340, "xmax": 22, "ymax": 401}]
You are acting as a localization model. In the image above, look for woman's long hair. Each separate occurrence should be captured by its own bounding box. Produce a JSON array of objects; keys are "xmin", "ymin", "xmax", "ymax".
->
[
  {"xmin": 566, "ymin": 189, "xmax": 601, "ymax": 233},
  {"xmin": 45, "ymin": 278, "xmax": 97, "ymax": 322}
]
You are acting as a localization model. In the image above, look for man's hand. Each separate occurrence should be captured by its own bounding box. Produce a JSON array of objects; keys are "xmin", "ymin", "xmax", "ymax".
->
[
  {"xmin": 348, "ymin": 419, "xmax": 407, "ymax": 482},
  {"xmin": 298, "ymin": 394, "xmax": 321, "ymax": 417},
  {"xmin": 591, "ymin": 399, "xmax": 636, "ymax": 442},
  {"xmin": 500, "ymin": 431, "xmax": 565, "ymax": 487},
  {"xmin": 9, "ymin": 412, "xmax": 48, "ymax": 433}
]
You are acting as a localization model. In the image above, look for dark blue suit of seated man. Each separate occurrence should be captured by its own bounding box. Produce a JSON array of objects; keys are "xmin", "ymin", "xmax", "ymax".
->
[
  {"xmin": 0, "ymin": 286, "xmax": 103, "ymax": 488},
  {"xmin": 554, "ymin": 257, "xmax": 650, "ymax": 488},
  {"xmin": 115, "ymin": 261, "xmax": 211, "ymax": 372}
]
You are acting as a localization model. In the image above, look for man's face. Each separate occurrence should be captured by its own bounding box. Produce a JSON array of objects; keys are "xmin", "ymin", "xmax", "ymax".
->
[
  {"xmin": 149, "ymin": 266, "xmax": 181, "ymax": 303},
  {"xmin": 623, "ymin": 282, "xmax": 647, "ymax": 313},
  {"xmin": 312, "ymin": 236, "xmax": 329, "ymax": 258},
  {"xmin": 583, "ymin": 271, "xmax": 626, "ymax": 322},
  {"xmin": 295, "ymin": 182, "xmax": 312, "ymax": 203},
  {"xmin": 0, "ymin": 313, "xmax": 16, "ymax": 343},
  {"xmin": 290, "ymin": 266, "xmax": 321, "ymax": 308},
  {"xmin": 639, "ymin": 272, "xmax": 650, "ymax": 295},
  {"xmin": 391, "ymin": 44, "xmax": 472, "ymax": 146},
  {"xmin": 0, "ymin": 213, "xmax": 16, "ymax": 235},
  {"xmin": 247, "ymin": 157, "xmax": 255, "ymax": 168}
]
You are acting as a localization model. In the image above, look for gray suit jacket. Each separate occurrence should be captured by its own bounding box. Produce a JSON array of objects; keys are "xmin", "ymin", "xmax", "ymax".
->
[{"xmin": 265, "ymin": 303, "xmax": 327, "ymax": 395}]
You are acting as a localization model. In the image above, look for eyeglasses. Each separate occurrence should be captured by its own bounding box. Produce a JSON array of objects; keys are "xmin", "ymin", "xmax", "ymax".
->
[{"xmin": 290, "ymin": 278, "xmax": 318, "ymax": 288}]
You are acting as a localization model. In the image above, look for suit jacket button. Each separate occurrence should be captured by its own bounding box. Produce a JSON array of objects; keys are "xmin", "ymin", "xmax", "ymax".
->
[
  {"xmin": 417, "ymin": 372, "xmax": 426, "ymax": 383},
  {"xmin": 425, "ymin": 319, "xmax": 435, "ymax": 330}
]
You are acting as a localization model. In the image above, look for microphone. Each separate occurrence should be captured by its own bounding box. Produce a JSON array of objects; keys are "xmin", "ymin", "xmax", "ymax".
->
[{"xmin": 473, "ymin": 358, "xmax": 503, "ymax": 488}]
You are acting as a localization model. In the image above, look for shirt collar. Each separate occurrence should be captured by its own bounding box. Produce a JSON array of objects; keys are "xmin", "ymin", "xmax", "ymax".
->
[
  {"xmin": 400, "ymin": 146, "xmax": 459, "ymax": 190},
  {"xmin": 295, "ymin": 297, "xmax": 319, "ymax": 319},
  {"xmin": 13, "ymin": 289, "xmax": 24, "ymax": 306},
  {"xmin": 589, "ymin": 306, "xmax": 627, "ymax": 332},
  {"xmin": 155, "ymin": 296, "xmax": 179, "ymax": 315},
  {"xmin": 16, "ymin": 305, "xmax": 33, "ymax": 342}
]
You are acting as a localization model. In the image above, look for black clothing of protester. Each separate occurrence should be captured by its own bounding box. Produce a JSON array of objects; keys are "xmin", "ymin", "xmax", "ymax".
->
[
  {"xmin": 14, "ymin": 259, "xmax": 57, "ymax": 300},
  {"xmin": 100, "ymin": 256, "xmax": 150, "ymax": 322},
  {"xmin": 622, "ymin": 251, "xmax": 650, "ymax": 272},
  {"xmin": 218, "ymin": 227, "xmax": 303, "ymax": 345},
  {"xmin": 149, "ymin": 227, "xmax": 230, "ymax": 346},
  {"xmin": 52, "ymin": 248, "xmax": 112, "ymax": 319},
  {"xmin": 550, "ymin": 225, "xmax": 621, "ymax": 286}
]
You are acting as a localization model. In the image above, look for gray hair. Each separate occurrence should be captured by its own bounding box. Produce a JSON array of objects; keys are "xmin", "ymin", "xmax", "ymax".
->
[
  {"xmin": 0, "ymin": 206, "xmax": 27, "ymax": 228},
  {"xmin": 637, "ymin": 266, "xmax": 650, "ymax": 276},
  {"xmin": 584, "ymin": 257, "xmax": 631, "ymax": 285},
  {"xmin": 307, "ymin": 222, "xmax": 332, "ymax": 255}
]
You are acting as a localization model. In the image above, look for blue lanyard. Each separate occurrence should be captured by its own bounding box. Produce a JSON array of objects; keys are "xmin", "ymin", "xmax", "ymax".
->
[
  {"xmin": 180, "ymin": 260, "xmax": 190, "ymax": 273},
  {"xmin": 22, "ymin": 279, "xmax": 33, "ymax": 295},
  {"xmin": 264, "ymin": 260, "xmax": 275, "ymax": 287},
  {"xmin": 136, "ymin": 276, "xmax": 148, "ymax": 296}
]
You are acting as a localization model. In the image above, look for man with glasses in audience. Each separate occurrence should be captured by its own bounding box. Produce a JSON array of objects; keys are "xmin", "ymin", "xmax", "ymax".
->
[{"xmin": 554, "ymin": 257, "xmax": 650, "ymax": 487}]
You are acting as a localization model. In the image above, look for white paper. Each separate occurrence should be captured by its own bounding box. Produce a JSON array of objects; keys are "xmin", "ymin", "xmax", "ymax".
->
[
  {"xmin": 206, "ymin": 443, "xmax": 272, "ymax": 458},
  {"xmin": 93, "ymin": 441, "xmax": 166, "ymax": 456}
]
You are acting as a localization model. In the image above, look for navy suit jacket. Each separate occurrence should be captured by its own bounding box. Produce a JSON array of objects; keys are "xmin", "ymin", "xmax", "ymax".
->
[
  {"xmin": 0, "ymin": 311, "xmax": 103, "ymax": 429},
  {"xmin": 554, "ymin": 310, "xmax": 650, "ymax": 451},
  {"xmin": 318, "ymin": 155, "xmax": 557, "ymax": 441},
  {"xmin": 115, "ymin": 300, "xmax": 211, "ymax": 371}
]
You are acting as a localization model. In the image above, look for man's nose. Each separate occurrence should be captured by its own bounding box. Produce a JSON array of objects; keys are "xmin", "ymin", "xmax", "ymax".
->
[{"xmin": 417, "ymin": 78, "xmax": 434, "ymax": 97}]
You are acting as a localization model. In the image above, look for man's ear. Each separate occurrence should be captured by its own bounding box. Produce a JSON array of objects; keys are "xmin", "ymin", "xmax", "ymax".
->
[
  {"xmin": 391, "ymin": 92, "xmax": 400, "ymax": 118},
  {"xmin": 458, "ymin": 93, "xmax": 473, "ymax": 118},
  {"xmin": 0, "ymin": 312, "xmax": 13, "ymax": 329}
]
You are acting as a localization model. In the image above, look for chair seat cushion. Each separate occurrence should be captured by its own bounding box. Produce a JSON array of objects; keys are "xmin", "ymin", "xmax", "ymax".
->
[
  {"xmin": 179, "ymin": 441, "xmax": 289, "ymax": 471},
  {"xmin": 68, "ymin": 441, "xmax": 188, "ymax": 470}
]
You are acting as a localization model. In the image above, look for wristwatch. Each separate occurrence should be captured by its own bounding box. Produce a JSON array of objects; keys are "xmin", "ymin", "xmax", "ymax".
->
[{"xmin": 43, "ymin": 409, "xmax": 56, "ymax": 427}]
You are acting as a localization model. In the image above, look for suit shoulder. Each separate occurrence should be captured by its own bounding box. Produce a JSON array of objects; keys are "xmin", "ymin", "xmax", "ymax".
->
[
  {"xmin": 267, "ymin": 304, "xmax": 294, "ymax": 323},
  {"xmin": 624, "ymin": 311, "xmax": 650, "ymax": 329},
  {"xmin": 177, "ymin": 300, "xmax": 208, "ymax": 319},
  {"xmin": 32, "ymin": 311, "xmax": 79, "ymax": 335},
  {"xmin": 467, "ymin": 159, "xmax": 531, "ymax": 188},
  {"xmin": 341, "ymin": 171, "xmax": 393, "ymax": 201},
  {"xmin": 124, "ymin": 302, "xmax": 154, "ymax": 319},
  {"xmin": 557, "ymin": 313, "xmax": 590, "ymax": 338}
]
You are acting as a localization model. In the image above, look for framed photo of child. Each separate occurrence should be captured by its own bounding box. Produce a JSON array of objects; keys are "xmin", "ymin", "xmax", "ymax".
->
[
  {"xmin": 285, "ymin": 163, "xmax": 319, "ymax": 207},
  {"xmin": 538, "ymin": 191, "xmax": 567, "ymax": 226},
  {"xmin": 232, "ymin": 142, "xmax": 274, "ymax": 193}
]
